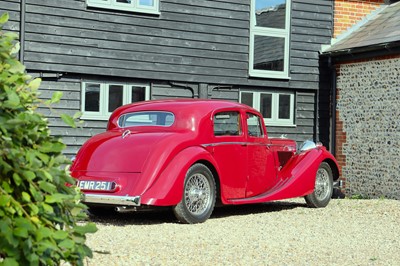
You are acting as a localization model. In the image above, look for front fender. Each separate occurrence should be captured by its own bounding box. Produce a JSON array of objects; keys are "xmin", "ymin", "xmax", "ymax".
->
[
  {"xmin": 140, "ymin": 146, "xmax": 219, "ymax": 206},
  {"xmin": 274, "ymin": 147, "xmax": 339, "ymax": 199}
]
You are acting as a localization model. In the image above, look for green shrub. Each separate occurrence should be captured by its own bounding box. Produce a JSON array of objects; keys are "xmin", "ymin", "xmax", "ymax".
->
[{"xmin": 0, "ymin": 13, "xmax": 96, "ymax": 266}]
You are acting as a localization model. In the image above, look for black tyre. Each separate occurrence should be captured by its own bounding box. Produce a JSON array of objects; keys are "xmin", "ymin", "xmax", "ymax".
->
[
  {"xmin": 173, "ymin": 163, "xmax": 216, "ymax": 224},
  {"xmin": 305, "ymin": 162, "xmax": 333, "ymax": 208}
]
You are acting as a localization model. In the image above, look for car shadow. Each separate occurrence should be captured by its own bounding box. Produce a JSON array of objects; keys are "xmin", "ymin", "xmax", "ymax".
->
[
  {"xmin": 211, "ymin": 200, "xmax": 307, "ymax": 220},
  {"xmin": 88, "ymin": 200, "xmax": 307, "ymax": 226},
  {"xmin": 87, "ymin": 208, "xmax": 177, "ymax": 226}
]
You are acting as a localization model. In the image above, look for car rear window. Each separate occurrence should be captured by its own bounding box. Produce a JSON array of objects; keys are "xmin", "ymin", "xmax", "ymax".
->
[{"xmin": 118, "ymin": 111, "xmax": 175, "ymax": 127}]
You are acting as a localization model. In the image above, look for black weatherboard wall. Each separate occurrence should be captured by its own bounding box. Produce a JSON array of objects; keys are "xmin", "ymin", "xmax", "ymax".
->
[{"xmin": 0, "ymin": 0, "xmax": 334, "ymax": 156}]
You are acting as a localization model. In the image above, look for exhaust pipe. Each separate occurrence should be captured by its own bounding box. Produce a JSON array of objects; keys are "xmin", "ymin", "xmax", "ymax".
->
[{"xmin": 115, "ymin": 206, "xmax": 137, "ymax": 213}]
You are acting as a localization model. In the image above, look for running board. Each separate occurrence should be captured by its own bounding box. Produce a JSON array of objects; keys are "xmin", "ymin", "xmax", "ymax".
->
[{"xmin": 227, "ymin": 176, "xmax": 294, "ymax": 205}]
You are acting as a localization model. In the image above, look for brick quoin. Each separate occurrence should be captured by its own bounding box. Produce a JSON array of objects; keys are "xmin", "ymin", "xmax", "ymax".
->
[
  {"xmin": 334, "ymin": 0, "xmax": 385, "ymax": 37},
  {"xmin": 335, "ymin": 103, "xmax": 347, "ymax": 188}
]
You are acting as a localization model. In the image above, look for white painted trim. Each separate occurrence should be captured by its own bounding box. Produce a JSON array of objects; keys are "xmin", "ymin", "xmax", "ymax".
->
[
  {"xmin": 87, "ymin": 0, "xmax": 160, "ymax": 15},
  {"xmin": 81, "ymin": 81, "xmax": 150, "ymax": 120},
  {"xmin": 249, "ymin": 0, "xmax": 291, "ymax": 79},
  {"xmin": 240, "ymin": 90, "xmax": 295, "ymax": 127}
]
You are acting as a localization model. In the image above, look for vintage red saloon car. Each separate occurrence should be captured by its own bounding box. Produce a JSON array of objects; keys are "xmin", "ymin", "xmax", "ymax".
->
[{"xmin": 70, "ymin": 99, "xmax": 339, "ymax": 223}]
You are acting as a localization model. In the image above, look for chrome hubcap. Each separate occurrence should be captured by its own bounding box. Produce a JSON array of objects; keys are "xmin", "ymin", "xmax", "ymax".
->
[
  {"xmin": 184, "ymin": 173, "xmax": 211, "ymax": 215},
  {"xmin": 315, "ymin": 168, "xmax": 331, "ymax": 201}
]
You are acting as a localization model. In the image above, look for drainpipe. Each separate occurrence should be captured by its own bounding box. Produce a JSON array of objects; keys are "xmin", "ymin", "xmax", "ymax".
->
[
  {"xmin": 330, "ymin": 57, "xmax": 337, "ymax": 156},
  {"xmin": 314, "ymin": 89, "xmax": 319, "ymax": 143},
  {"xmin": 19, "ymin": 0, "xmax": 26, "ymax": 64}
]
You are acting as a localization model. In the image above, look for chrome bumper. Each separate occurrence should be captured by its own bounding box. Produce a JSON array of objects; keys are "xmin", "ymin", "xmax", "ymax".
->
[{"xmin": 83, "ymin": 194, "xmax": 141, "ymax": 206}]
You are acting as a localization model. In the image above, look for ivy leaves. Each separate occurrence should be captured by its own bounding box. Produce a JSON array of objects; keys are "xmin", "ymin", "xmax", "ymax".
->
[{"xmin": 0, "ymin": 13, "xmax": 96, "ymax": 265}]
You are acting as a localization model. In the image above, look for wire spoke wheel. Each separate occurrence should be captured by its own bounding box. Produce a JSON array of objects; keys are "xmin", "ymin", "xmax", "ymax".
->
[
  {"xmin": 173, "ymin": 164, "xmax": 216, "ymax": 224},
  {"xmin": 184, "ymin": 173, "xmax": 211, "ymax": 215},
  {"xmin": 315, "ymin": 167, "xmax": 331, "ymax": 202},
  {"xmin": 305, "ymin": 162, "xmax": 333, "ymax": 208}
]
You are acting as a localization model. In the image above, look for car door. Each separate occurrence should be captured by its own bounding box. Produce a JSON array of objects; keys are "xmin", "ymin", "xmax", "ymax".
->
[
  {"xmin": 245, "ymin": 112, "xmax": 277, "ymax": 197},
  {"xmin": 211, "ymin": 110, "xmax": 247, "ymax": 199}
]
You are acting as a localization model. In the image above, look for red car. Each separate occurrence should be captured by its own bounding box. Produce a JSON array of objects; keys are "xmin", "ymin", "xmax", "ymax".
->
[{"xmin": 71, "ymin": 99, "xmax": 339, "ymax": 223}]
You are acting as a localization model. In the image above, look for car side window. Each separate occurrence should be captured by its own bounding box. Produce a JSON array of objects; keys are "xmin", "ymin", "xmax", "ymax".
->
[
  {"xmin": 213, "ymin": 111, "xmax": 241, "ymax": 136},
  {"xmin": 247, "ymin": 113, "xmax": 264, "ymax": 137}
]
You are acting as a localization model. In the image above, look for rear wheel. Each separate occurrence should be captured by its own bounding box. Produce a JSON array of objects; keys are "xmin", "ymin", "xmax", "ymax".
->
[
  {"xmin": 173, "ymin": 163, "xmax": 216, "ymax": 224},
  {"xmin": 305, "ymin": 162, "xmax": 333, "ymax": 208}
]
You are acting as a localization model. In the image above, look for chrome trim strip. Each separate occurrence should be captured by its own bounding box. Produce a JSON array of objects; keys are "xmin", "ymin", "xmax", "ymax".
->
[
  {"xmin": 202, "ymin": 142, "xmax": 248, "ymax": 147},
  {"xmin": 202, "ymin": 142, "xmax": 271, "ymax": 147},
  {"xmin": 83, "ymin": 194, "xmax": 141, "ymax": 206}
]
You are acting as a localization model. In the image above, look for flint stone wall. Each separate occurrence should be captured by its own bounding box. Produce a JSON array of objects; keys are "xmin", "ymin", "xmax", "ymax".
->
[{"xmin": 337, "ymin": 58, "xmax": 400, "ymax": 199}]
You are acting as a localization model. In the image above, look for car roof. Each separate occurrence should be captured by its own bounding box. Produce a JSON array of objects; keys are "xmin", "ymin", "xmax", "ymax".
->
[
  {"xmin": 107, "ymin": 99, "xmax": 258, "ymax": 130},
  {"xmin": 114, "ymin": 99, "xmax": 255, "ymax": 114}
]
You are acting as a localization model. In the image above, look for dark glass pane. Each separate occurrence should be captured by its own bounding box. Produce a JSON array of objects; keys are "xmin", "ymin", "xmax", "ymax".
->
[
  {"xmin": 260, "ymin": 93, "xmax": 272, "ymax": 119},
  {"xmin": 241, "ymin": 92, "xmax": 253, "ymax": 107},
  {"xmin": 254, "ymin": 35, "xmax": 285, "ymax": 71},
  {"xmin": 131, "ymin": 86, "xmax": 145, "ymax": 102},
  {"xmin": 278, "ymin": 94, "xmax": 291, "ymax": 119},
  {"xmin": 85, "ymin": 84, "xmax": 100, "ymax": 112},
  {"xmin": 255, "ymin": 0, "xmax": 286, "ymax": 29},
  {"xmin": 116, "ymin": 0, "xmax": 130, "ymax": 3},
  {"xmin": 214, "ymin": 112, "xmax": 241, "ymax": 136},
  {"xmin": 108, "ymin": 85, "xmax": 123, "ymax": 112},
  {"xmin": 139, "ymin": 0, "xmax": 154, "ymax": 6}
]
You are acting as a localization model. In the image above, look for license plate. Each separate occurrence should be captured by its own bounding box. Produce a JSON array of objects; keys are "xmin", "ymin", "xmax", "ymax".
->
[{"xmin": 77, "ymin": 180, "xmax": 115, "ymax": 191}]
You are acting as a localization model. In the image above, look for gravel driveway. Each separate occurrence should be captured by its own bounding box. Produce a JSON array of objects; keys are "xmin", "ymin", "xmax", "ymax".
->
[{"xmin": 83, "ymin": 198, "xmax": 400, "ymax": 266}]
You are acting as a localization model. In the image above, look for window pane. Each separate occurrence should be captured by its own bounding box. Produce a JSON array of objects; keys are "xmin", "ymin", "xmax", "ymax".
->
[
  {"xmin": 214, "ymin": 112, "xmax": 241, "ymax": 136},
  {"xmin": 139, "ymin": 0, "xmax": 154, "ymax": 6},
  {"xmin": 247, "ymin": 113, "xmax": 263, "ymax": 137},
  {"xmin": 108, "ymin": 85, "xmax": 123, "ymax": 112},
  {"xmin": 116, "ymin": 0, "xmax": 130, "ymax": 3},
  {"xmin": 278, "ymin": 94, "xmax": 291, "ymax": 119},
  {"xmin": 85, "ymin": 83, "xmax": 100, "ymax": 112},
  {"xmin": 255, "ymin": 0, "xmax": 286, "ymax": 29},
  {"xmin": 131, "ymin": 86, "xmax": 146, "ymax": 102},
  {"xmin": 241, "ymin": 92, "xmax": 253, "ymax": 107},
  {"xmin": 254, "ymin": 35, "xmax": 285, "ymax": 72},
  {"xmin": 119, "ymin": 111, "xmax": 174, "ymax": 127},
  {"xmin": 260, "ymin": 93, "xmax": 272, "ymax": 119}
]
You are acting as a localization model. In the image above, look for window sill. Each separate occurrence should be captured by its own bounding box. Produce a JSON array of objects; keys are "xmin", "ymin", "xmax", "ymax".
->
[
  {"xmin": 265, "ymin": 123, "xmax": 296, "ymax": 128},
  {"xmin": 249, "ymin": 70, "xmax": 290, "ymax": 80},
  {"xmin": 87, "ymin": 2, "xmax": 160, "ymax": 15},
  {"xmin": 81, "ymin": 114, "xmax": 110, "ymax": 121}
]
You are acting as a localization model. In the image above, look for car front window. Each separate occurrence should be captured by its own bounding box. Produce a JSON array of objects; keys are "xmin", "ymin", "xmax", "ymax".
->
[
  {"xmin": 118, "ymin": 111, "xmax": 175, "ymax": 127},
  {"xmin": 247, "ymin": 113, "xmax": 264, "ymax": 137}
]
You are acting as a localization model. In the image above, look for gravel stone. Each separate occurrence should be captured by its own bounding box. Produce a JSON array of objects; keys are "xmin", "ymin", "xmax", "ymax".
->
[{"xmin": 83, "ymin": 198, "xmax": 400, "ymax": 266}]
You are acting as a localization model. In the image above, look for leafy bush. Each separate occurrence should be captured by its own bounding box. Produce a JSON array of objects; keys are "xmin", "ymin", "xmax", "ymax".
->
[{"xmin": 0, "ymin": 13, "xmax": 96, "ymax": 266}]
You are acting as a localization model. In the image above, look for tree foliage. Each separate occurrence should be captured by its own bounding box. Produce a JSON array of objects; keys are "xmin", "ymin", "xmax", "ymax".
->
[{"xmin": 0, "ymin": 13, "xmax": 96, "ymax": 266}]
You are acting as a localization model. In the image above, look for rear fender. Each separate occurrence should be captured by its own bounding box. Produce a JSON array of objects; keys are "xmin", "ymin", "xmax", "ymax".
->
[{"xmin": 141, "ymin": 146, "xmax": 218, "ymax": 206}]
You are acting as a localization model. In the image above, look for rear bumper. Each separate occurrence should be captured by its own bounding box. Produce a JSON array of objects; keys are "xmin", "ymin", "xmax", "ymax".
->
[{"xmin": 83, "ymin": 194, "xmax": 141, "ymax": 206}]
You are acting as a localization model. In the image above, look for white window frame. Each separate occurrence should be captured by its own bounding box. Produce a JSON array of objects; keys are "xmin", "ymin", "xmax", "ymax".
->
[
  {"xmin": 240, "ymin": 90, "xmax": 295, "ymax": 127},
  {"xmin": 249, "ymin": 0, "xmax": 291, "ymax": 79},
  {"xmin": 81, "ymin": 82, "xmax": 150, "ymax": 120},
  {"xmin": 86, "ymin": 0, "xmax": 160, "ymax": 15}
]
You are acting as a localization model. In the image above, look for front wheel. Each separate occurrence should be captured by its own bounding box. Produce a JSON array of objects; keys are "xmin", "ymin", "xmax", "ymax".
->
[
  {"xmin": 305, "ymin": 162, "xmax": 333, "ymax": 208},
  {"xmin": 173, "ymin": 163, "xmax": 216, "ymax": 224}
]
